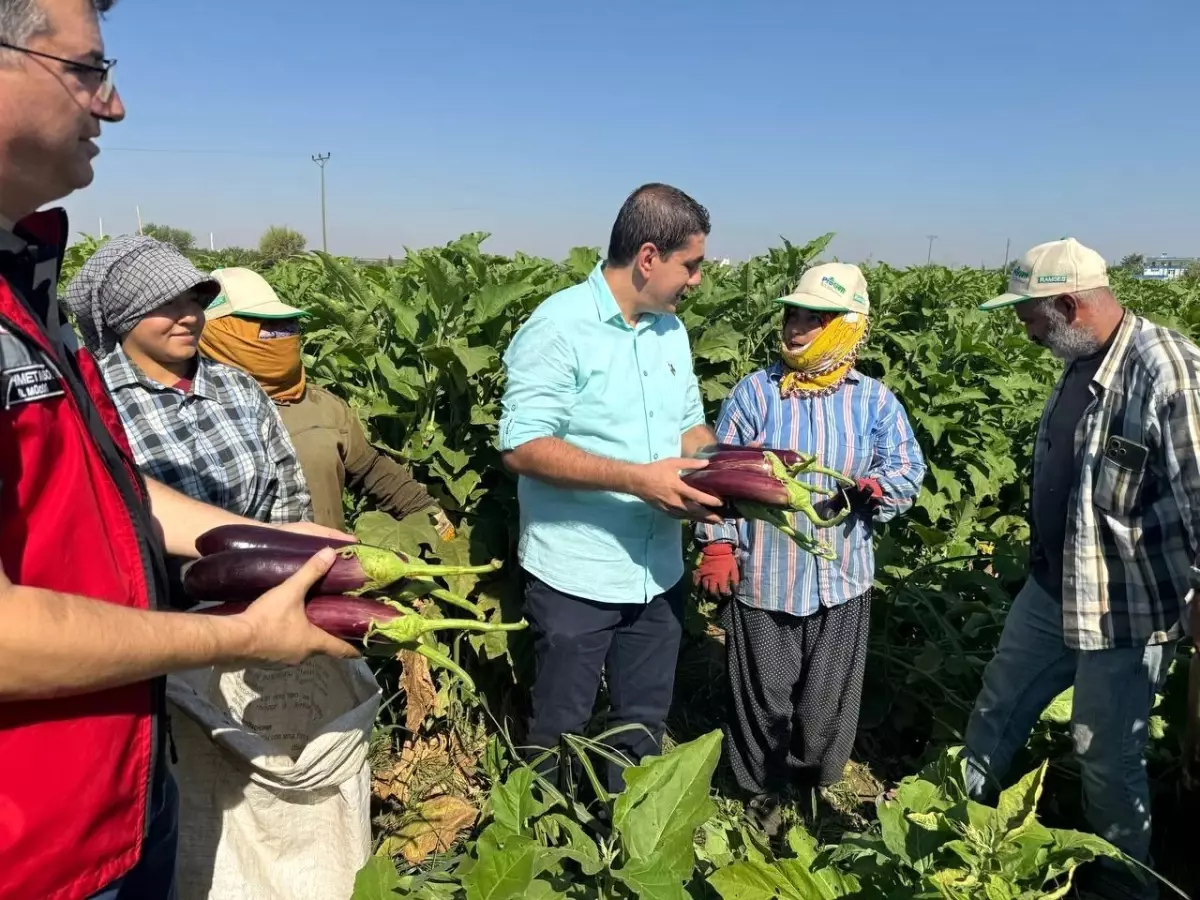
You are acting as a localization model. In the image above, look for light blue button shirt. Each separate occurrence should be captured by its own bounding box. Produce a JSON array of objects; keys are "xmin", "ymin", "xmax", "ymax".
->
[{"xmin": 499, "ymin": 263, "xmax": 706, "ymax": 604}]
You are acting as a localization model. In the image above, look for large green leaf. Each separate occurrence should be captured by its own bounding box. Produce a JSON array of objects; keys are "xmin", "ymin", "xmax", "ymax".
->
[
  {"xmin": 355, "ymin": 510, "xmax": 441, "ymax": 554},
  {"xmin": 351, "ymin": 857, "xmax": 402, "ymax": 899},
  {"xmin": 462, "ymin": 835, "xmax": 543, "ymax": 900},
  {"xmin": 707, "ymin": 857, "xmax": 858, "ymax": 900},
  {"xmin": 490, "ymin": 768, "xmax": 552, "ymax": 835},
  {"xmin": 471, "ymin": 282, "xmax": 534, "ymax": 324},
  {"xmin": 996, "ymin": 760, "xmax": 1047, "ymax": 837},
  {"xmin": 375, "ymin": 354, "xmax": 425, "ymax": 401},
  {"xmin": 1039, "ymin": 688, "xmax": 1073, "ymax": 724},
  {"xmin": 877, "ymin": 799, "xmax": 946, "ymax": 874},
  {"xmin": 540, "ymin": 813, "xmax": 603, "ymax": 876},
  {"xmin": 692, "ymin": 322, "xmax": 742, "ymax": 364},
  {"xmin": 611, "ymin": 729, "xmax": 722, "ymax": 876},
  {"xmin": 612, "ymin": 852, "xmax": 692, "ymax": 900}
]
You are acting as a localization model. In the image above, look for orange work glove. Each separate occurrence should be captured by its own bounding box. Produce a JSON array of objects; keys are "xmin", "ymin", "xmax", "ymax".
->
[{"xmin": 693, "ymin": 542, "xmax": 739, "ymax": 596}]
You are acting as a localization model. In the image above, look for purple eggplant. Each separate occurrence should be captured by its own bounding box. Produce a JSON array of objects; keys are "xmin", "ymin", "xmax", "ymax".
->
[
  {"xmin": 682, "ymin": 467, "xmax": 798, "ymax": 508},
  {"xmin": 692, "ymin": 443, "xmax": 810, "ymax": 469},
  {"xmin": 181, "ymin": 546, "xmax": 502, "ymax": 603},
  {"xmin": 195, "ymin": 523, "xmax": 357, "ymax": 557}
]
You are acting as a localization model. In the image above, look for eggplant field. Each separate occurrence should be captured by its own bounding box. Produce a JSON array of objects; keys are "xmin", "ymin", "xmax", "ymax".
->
[{"xmin": 64, "ymin": 233, "xmax": 1200, "ymax": 898}]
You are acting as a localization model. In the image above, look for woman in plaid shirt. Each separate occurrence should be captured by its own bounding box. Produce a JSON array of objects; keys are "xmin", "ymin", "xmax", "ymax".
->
[
  {"xmin": 693, "ymin": 263, "xmax": 925, "ymax": 833},
  {"xmin": 63, "ymin": 235, "xmax": 313, "ymax": 530}
]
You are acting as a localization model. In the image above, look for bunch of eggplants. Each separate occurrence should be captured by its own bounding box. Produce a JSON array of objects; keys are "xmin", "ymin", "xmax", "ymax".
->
[
  {"xmin": 685, "ymin": 443, "xmax": 855, "ymax": 560},
  {"xmin": 183, "ymin": 524, "xmax": 524, "ymax": 691}
]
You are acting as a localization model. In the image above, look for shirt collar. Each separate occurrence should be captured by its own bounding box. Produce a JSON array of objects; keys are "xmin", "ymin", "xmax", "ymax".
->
[
  {"xmin": 103, "ymin": 344, "xmax": 222, "ymax": 401},
  {"xmin": 588, "ymin": 262, "xmax": 658, "ymax": 330},
  {"xmin": 1089, "ymin": 310, "xmax": 1139, "ymax": 398}
]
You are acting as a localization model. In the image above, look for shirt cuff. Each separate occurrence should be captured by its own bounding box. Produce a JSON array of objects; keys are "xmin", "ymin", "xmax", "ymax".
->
[{"xmin": 500, "ymin": 417, "xmax": 557, "ymax": 452}]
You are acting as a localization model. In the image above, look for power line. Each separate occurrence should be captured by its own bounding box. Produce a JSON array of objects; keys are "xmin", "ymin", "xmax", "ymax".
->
[{"xmin": 101, "ymin": 146, "xmax": 303, "ymax": 159}]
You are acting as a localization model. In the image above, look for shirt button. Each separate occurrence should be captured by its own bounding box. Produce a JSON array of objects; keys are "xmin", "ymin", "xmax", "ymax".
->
[
  {"xmin": 649, "ymin": 411, "xmax": 654, "ymax": 418},
  {"xmin": 643, "ymin": 370, "xmax": 648, "ymax": 376},
  {"xmin": 653, "ymin": 453, "xmax": 659, "ymax": 460}
]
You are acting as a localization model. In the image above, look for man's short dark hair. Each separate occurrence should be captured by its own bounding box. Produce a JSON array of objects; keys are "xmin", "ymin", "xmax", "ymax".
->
[{"xmin": 606, "ymin": 183, "xmax": 711, "ymax": 267}]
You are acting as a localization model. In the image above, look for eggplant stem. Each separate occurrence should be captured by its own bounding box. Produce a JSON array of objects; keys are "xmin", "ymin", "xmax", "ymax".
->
[
  {"xmin": 385, "ymin": 579, "xmax": 485, "ymax": 619},
  {"xmin": 738, "ymin": 501, "xmax": 838, "ymax": 561},
  {"xmin": 414, "ymin": 643, "xmax": 477, "ymax": 694},
  {"xmin": 798, "ymin": 490, "xmax": 852, "ymax": 528},
  {"xmin": 428, "ymin": 588, "xmax": 486, "ymax": 620}
]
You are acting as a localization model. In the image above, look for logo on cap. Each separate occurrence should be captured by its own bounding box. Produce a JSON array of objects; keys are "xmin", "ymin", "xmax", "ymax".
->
[
  {"xmin": 1037, "ymin": 275, "xmax": 1068, "ymax": 284},
  {"xmin": 821, "ymin": 276, "xmax": 846, "ymax": 295},
  {"xmin": 1012, "ymin": 266, "xmax": 1031, "ymax": 282}
]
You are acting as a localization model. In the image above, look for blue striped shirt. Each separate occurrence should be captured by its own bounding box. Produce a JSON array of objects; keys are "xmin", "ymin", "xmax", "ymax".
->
[{"xmin": 697, "ymin": 363, "xmax": 925, "ymax": 616}]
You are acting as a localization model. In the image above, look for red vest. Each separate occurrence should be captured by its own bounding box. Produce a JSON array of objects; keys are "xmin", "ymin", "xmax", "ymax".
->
[{"xmin": 0, "ymin": 210, "xmax": 169, "ymax": 900}]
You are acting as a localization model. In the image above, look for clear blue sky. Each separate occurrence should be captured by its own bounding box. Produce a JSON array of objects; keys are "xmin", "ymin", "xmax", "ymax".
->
[{"xmin": 63, "ymin": 0, "xmax": 1200, "ymax": 266}]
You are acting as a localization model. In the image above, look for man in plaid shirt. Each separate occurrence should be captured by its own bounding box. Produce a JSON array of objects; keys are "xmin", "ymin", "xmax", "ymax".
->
[{"xmin": 966, "ymin": 237, "xmax": 1198, "ymax": 900}]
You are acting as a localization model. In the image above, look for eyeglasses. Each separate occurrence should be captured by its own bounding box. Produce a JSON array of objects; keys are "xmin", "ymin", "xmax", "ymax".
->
[{"xmin": 0, "ymin": 41, "xmax": 117, "ymax": 103}]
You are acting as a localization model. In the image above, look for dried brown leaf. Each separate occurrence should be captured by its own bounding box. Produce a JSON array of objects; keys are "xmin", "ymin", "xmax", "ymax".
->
[
  {"xmin": 385, "ymin": 794, "xmax": 479, "ymax": 864},
  {"xmin": 400, "ymin": 649, "xmax": 437, "ymax": 733}
]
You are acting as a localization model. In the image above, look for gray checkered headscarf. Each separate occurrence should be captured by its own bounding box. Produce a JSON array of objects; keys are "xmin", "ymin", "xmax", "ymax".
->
[{"xmin": 63, "ymin": 235, "xmax": 220, "ymax": 358}]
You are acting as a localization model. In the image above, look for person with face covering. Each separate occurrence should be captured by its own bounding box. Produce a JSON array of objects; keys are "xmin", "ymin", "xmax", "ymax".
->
[
  {"xmin": 63, "ymin": 236, "xmax": 313, "ymax": 528},
  {"xmin": 967, "ymin": 238, "xmax": 1200, "ymax": 900},
  {"xmin": 197, "ymin": 267, "xmax": 454, "ymax": 538},
  {"xmin": 693, "ymin": 263, "xmax": 925, "ymax": 833}
]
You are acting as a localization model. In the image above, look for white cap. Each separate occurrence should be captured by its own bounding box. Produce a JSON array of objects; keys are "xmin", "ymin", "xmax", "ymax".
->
[
  {"xmin": 204, "ymin": 267, "xmax": 307, "ymax": 320},
  {"xmin": 981, "ymin": 237, "xmax": 1109, "ymax": 311},
  {"xmin": 775, "ymin": 262, "xmax": 870, "ymax": 315}
]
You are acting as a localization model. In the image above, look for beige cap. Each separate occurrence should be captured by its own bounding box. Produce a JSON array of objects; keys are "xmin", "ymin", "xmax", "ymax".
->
[
  {"xmin": 981, "ymin": 237, "xmax": 1109, "ymax": 311},
  {"xmin": 775, "ymin": 262, "xmax": 870, "ymax": 315},
  {"xmin": 204, "ymin": 267, "xmax": 308, "ymax": 320}
]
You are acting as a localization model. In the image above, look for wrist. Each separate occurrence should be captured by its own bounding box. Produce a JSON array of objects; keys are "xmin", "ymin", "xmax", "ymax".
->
[
  {"xmin": 206, "ymin": 612, "xmax": 259, "ymax": 665},
  {"xmin": 616, "ymin": 461, "xmax": 646, "ymax": 497}
]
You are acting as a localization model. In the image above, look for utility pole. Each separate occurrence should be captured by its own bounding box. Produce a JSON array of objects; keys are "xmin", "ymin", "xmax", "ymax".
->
[
  {"xmin": 312, "ymin": 153, "xmax": 331, "ymax": 253},
  {"xmin": 925, "ymin": 234, "xmax": 938, "ymax": 265},
  {"xmin": 1002, "ymin": 237, "xmax": 1011, "ymax": 271}
]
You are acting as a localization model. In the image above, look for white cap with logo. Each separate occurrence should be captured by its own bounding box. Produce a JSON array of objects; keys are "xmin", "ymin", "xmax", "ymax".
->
[
  {"xmin": 775, "ymin": 262, "xmax": 870, "ymax": 316},
  {"xmin": 981, "ymin": 237, "xmax": 1109, "ymax": 311},
  {"xmin": 204, "ymin": 267, "xmax": 308, "ymax": 321}
]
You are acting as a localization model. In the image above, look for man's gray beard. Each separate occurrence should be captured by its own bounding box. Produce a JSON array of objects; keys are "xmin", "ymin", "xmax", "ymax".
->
[{"xmin": 1042, "ymin": 307, "xmax": 1102, "ymax": 361}]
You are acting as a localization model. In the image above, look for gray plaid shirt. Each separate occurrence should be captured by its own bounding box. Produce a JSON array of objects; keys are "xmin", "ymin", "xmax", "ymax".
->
[
  {"xmin": 100, "ymin": 346, "xmax": 312, "ymax": 525},
  {"xmin": 1038, "ymin": 311, "xmax": 1200, "ymax": 650}
]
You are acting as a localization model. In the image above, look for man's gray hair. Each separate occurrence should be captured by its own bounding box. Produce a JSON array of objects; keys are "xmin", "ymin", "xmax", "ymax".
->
[{"xmin": 0, "ymin": 0, "xmax": 117, "ymax": 64}]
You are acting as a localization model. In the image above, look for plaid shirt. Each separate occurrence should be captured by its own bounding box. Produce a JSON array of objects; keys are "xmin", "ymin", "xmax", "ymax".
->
[
  {"xmin": 100, "ymin": 346, "xmax": 312, "ymax": 524},
  {"xmin": 697, "ymin": 363, "xmax": 925, "ymax": 616},
  {"xmin": 1041, "ymin": 311, "xmax": 1200, "ymax": 650}
]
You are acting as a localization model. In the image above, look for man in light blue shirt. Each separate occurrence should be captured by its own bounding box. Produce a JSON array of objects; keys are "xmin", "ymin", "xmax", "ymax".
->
[{"xmin": 499, "ymin": 183, "xmax": 722, "ymax": 791}]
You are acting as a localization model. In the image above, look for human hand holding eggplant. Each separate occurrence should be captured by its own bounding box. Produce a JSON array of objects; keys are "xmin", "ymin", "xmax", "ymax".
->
[
  {"xmin": 221, "ymin": 547, "xmax": 362, "ymax": 666},
  {"xmin": 627, "ymin": 456, "xmax": 725, "ymax": 524}
]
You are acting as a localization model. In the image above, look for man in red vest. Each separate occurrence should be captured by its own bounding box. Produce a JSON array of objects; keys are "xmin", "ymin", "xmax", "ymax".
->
[{"xmin": 0, "ymin": 2, "xmax": 360, "ymax": 898}]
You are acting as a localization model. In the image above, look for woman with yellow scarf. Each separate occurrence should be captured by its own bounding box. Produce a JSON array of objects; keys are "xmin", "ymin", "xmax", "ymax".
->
[
  {"xmin": 198, "ymin": 268, "xmax": 453, "ymax": 539},
  {"xmin": 693, "ymin": 263, "xmax": 926, "ymax": 832}
]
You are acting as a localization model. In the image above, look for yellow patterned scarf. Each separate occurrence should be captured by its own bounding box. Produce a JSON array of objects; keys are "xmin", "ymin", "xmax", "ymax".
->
[{"xmin": 778, "ymin": 312, "xmax": 870, "ymax": 398}]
